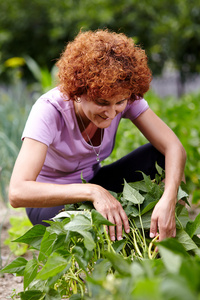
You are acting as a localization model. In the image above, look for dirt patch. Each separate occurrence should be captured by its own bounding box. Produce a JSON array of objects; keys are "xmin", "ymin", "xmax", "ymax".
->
[{"xmin": 0, "ymin": 202, "xmax": 32, "ymax": 299}]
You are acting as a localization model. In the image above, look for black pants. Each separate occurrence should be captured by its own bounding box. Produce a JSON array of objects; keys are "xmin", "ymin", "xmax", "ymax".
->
[{"xmin": 26, "ymin": 143, "xmax": 165, "ymax": 226}]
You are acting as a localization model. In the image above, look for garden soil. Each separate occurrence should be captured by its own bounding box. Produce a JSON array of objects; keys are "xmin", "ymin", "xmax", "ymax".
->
[
  {"xmin": 1, "ymin": 199, "xmax": 200, "ymax": 300},
  {"xmin": 0, "ymin": 201, "xmax": 31, "ymax": 300}
]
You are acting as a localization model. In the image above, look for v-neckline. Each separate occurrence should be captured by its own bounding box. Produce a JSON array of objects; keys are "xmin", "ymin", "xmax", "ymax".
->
[{"xmin": 73, "ymin": 101, "xmax": 104, "ymax": 147}]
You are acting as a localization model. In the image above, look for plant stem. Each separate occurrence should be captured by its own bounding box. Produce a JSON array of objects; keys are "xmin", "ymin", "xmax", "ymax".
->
[
  {"xmin": 138, "ymin": 205, "xmax": 147, "ymax": 252},
  {"xmin": 175, "ymin": 212, "xmax": 183, "ymax": 229},
  {"xmin": 103, "ymin": 226, "xmax": 115, "ymax": 253}
]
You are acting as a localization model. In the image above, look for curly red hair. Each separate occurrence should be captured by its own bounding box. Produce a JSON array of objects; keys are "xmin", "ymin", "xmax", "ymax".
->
[{"xmin": 56, "ymin": 29, "xmax": 152, "ymax": 101}]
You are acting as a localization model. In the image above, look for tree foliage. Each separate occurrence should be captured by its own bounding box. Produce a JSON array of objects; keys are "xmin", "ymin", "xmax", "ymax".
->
[{"xmin": 0, "ymin": 0, "xmax": 200, "ymax": 91}]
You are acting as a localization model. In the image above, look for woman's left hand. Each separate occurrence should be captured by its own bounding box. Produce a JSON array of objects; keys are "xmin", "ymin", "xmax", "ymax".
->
[{"xmin": 150, "ymin": 194, "xmax": 176, "ymax": 241}]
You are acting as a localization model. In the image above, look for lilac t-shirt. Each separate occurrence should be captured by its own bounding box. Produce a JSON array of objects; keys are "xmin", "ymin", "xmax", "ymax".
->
[{"xmin": 22, "ymin": 87, "xmax": 149, "ymax": 184}]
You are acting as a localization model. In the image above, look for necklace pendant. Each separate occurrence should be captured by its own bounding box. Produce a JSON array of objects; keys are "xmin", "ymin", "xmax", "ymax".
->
[{"xmin": 96, "ymin": 154, "xmax": 100, "ymax": 162}]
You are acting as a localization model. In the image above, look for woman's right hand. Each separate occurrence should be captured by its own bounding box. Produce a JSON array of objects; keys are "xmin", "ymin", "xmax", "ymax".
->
[{"xmin": 91, "ymin": 185, "xmax": 130, "ymax": 241}]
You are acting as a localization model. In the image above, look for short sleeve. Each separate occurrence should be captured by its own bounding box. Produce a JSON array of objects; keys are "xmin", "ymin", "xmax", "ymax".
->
[
  {"xmin": 122, "ymin": 98, "xmax": 149, "ymax": 121},
  {"xmin": 22, "ymin": 99, "xmax": 60, "ymax": 146}
]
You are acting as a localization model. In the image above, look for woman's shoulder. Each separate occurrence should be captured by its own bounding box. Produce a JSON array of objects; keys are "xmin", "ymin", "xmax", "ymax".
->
[
  {"xmin": 38, "ymin": 87, "xmax": 73, "ymax": 112},
  {"xmin": 122, "ymin": 98, "xmax": 149, "ymax": 120}
]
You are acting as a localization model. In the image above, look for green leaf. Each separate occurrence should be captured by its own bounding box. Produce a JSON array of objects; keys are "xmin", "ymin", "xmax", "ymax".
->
[
  {"xmin": 0, "ymin": 257, "xmax": 27, "ymax": 276},
  {"xmin": 192, "ymin": 235, "xmax": 200, "ymax": 248},
  {"xmin": 74, "ymin": 254, "xmax": 88, "ymax": 272},
  {"xmin": 141, "ymin": 200, "xmax": 158, "ymax": 215},
  {"xmin": 38, "ymin": 232, "xmax": 57, "ymax": 262},
  {"xmin": 176, "ymin": 206, "xmax": 191, "ymax": 229},
  {"xmin": 186, "ymin": 212, "xmax": 200, "ymax": 238},
  {"xmin": 44, "ymin": 288, "xmax": 61, "ymax": 300},
  {"xmin": 36, "ymin": 253, "xmax": 71, "ymax": 280},
  {"xmin": 24, "ymin": 259, "xmax": 38, "ymax": 290},
  {"xmin": 176, "ymin": 229, "xmax": 198, "ymax": 251},
  {"xmin": 125, "ymin": 205, "xmax": 139, "ymax": 217},
  {"xmin": 133, "ymin": 278, "xmax": 162, "ymax": 300},
  {"xmin": 47, "ymin": 266, "xmax": 70, "ymax": 287},
  {"xmin": 155, "ymin": 162, "xmax": 163, "ymax": 175},
  {"xmin": 76, "ymin": 230, "xmax": 96, "ymax": 251},
  {"xmin": 64, "ymin": 214, "xmax": 92, "ymax": 231},
  {"xmin": 78, "ymin": 202, "xmax": 94, "ymax": 210},
  {"xmin": 28, "ymin": 278, "xmax": 47, "ymax": 291},
  {"xmin": 91, "ymin": 209, "xmax": 114, "ymax": 227},
  {"xmin": 19, "ymin": 290, "xmax": 44, "ymax": 300},
  {"xmin": 158, "ymin": 238, "xmax": 190, "ymax": 257},
  {"xmin": 112, "ymin": 239, "xmax": 126, "ymax": 253},
  {"xmin": 140, "ymin": 172, "xmax": 153, "ymax": 191},
  {"xmin": 123, "ymin": 180, "xmax": 144, "ymax": 204},
  {"xmin": 158, "ymin": 246, "xmax": 183, "ymax": 273},
  {"xmin": 129, "ymin": 181, "xmax": 149, "ymax": 192},
  {"xmin": 179, "ymin": 258, "xmax": 200, "ymax": 292},
  {"xmin": 134, "ymin": 211, "xmax": 152, "ymax": 229},
  {"xmin": 13, "ymin": 224, "xmax": 46, "ymax": 250},
  {"xmin": 88, "ymin": 259, "xmax": 112, "ymax": 281},
  {"xmin": 72, "ymin": 246, "xmax": 84, "ymax": 257},
  {"xmin": 25, "ymin": 55, "xmax": 42, "ymax": 82},
  {"xmin": 81, "ymin": 171, "xmax": 87, "ymax": 184},
  {"xmin": 46, "ymin": 220, "xmax": 67, "ymax": 235},
  {"xmin": 105, "ymin": 252, "xmax": 131, "ymax": 276},
  {"xmin": 177, "ymin": 185, "xmax": 189, "ymax": 203},
  {"xmin": 161, "ymin": 276, "xmax": 197, "ymax": 300}
]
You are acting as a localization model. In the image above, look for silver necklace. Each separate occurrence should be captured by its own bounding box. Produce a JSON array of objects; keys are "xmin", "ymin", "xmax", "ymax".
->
[{"xmin": 76, "ymin": 105, "xmax": 103, "ymax": 162}]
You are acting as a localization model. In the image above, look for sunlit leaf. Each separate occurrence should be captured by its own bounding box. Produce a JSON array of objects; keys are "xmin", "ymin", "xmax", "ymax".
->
[
  {"xmin": 0, "ymin": 257, "xmax": 27, "ymax": 276},
  {"xmin": 24, "ymin": 259, "xmax": 38, "ymax": 290},
  {"xmin": 76, "ymin": 230, "xmax": 96, "ymax": 251},
  {"xmin": 91, "ymin": 209, "xmax": 114, "ymax": 227},
  {"xmin": 123, "ymin": 180, "xmax": 144, "ymax": 204},
  {"xmin": 141, "ymin": 200, "xmax": 158, "ymax": 215},
  {"xmin": 176, "ymin": 229, "xmax": 198, "ymax": 251},
  {"xmin": 186, "ymin": 213, "xmax": 200, "ymax": 238},
  {"xmin": 13, "ymin": 224, "xmax": 46, "ymax": 250},
  {"xmin": 36, "ymin": 253, "xmax": 71, "ymax": 280}
]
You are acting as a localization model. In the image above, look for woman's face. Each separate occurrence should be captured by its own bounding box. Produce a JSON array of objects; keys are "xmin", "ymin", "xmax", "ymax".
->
[{"xmin": 77, "ymin": 94, "xmax": 129, "ymax": 128}]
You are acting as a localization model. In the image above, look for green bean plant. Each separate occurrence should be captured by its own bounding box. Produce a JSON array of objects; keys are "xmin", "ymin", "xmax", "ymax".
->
[{"xmin": 2, "ymin": 166, "xmax": 200, "ymax": 300}]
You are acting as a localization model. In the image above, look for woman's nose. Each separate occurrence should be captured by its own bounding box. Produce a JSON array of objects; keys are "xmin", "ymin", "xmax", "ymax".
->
[{"xmin": 104, "ymin": 105, "xmax": 116, "ymax": 118}]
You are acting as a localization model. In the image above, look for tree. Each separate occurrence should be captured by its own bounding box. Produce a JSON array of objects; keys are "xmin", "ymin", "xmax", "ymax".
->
[{"xmin": 0, "ymin": 0, "xmax": 199, "ymax": 95}]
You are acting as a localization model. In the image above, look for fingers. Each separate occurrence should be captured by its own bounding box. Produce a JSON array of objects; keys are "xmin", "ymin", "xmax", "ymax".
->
[
  {"xmin": 107, "ymin": 209, "xmax": 129, "ymax": 241},
  {"xmin": 101, "ymin": 206, "xmax": 129, "ymax": 241},
  {"xmin": 92, "ymin": 186, "xmax": 129, "ymax": 241},
  {"xmin": 150, "ymin": 216, "xmax": 158, "ymax": 239},
  {"xmin": 150, "ymin": 216, "xmax": 176, "ymax": 241}
]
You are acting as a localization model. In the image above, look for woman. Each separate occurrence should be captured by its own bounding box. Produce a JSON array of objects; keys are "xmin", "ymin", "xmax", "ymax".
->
[{"xmin": 9, "ymin": 29, "xmax": 186, "ymax": 242}]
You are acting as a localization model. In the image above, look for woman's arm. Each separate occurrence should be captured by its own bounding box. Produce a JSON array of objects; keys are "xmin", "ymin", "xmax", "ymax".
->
[
  {"xmin": 9, "ymin": 137, "xmax": 129, "ymax": 240},
  {"xmin": 133, "ymin": 108, "xmax": 186, "ymax": 241},
  {"xmin": 9, "ymin": 138, "xmax": 93, "ymax": 207}
]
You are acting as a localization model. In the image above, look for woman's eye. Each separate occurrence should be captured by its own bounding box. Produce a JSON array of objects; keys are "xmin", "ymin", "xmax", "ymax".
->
[
  {"xmin": 95, "ymin": 100, "xmax": 108, "ymax": 106},
  {"xmin": 117, "ymin": 100, "xmax": 126, "ymax": 105}
]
